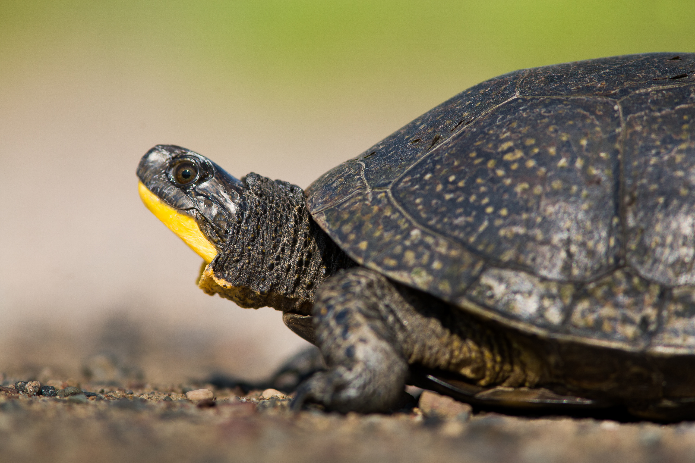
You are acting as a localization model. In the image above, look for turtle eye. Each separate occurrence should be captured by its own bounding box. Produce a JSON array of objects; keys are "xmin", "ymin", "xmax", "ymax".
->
[{"xmin": 173, "ymin": 160, "xmax": 199, "ymax": 185}]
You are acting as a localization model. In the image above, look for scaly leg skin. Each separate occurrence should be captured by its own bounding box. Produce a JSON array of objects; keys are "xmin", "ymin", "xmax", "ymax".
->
[{"xmin": 291, "ymin": 268, "xmax": 410, "ymax": 413}]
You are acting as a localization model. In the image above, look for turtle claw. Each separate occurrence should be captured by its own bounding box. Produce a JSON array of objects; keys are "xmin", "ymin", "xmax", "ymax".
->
[
  {"xmin": 290, "ymin": 371, "xmax": 345, "ymax": 412},
  {"xmin": 289, "ymin": 379, "xmax": 314, "ymax": 412}
]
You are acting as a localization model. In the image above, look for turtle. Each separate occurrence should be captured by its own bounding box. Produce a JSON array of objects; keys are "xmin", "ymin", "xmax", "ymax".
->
[{"xmin": 137, "ymin": 53, "xmax": 695, "ymax": 418}]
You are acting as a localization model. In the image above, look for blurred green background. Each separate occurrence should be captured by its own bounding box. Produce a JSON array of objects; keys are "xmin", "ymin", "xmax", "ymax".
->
[{"xmin": 1, "ymin": 0, "xmax": 694, "ymax": 381}]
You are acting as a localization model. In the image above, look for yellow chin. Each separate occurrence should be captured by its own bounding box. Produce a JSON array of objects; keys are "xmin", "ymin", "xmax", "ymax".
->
[{"xmin": 138, "ymin": 181, "xmax": 217, "ymax": 264}]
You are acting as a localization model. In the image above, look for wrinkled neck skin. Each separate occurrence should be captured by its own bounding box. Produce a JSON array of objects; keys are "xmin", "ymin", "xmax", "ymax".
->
[{"xmin": 197, "ymin": 173, "xmax": 355, "ymax": 315}]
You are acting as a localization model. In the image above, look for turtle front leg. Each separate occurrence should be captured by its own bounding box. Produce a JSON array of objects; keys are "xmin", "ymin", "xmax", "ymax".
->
[{"xmin": 291, "ymin": 267, "xmax": 410, "ymax": 413}]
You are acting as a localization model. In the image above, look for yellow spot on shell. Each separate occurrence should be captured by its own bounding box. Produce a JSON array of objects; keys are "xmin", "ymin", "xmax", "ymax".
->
[
  {"xmin": 503, "ymin": 150, "xmax": 525, "ymax": 161},
  {"xmin": 515, "ymin": 183, "xmax": 530, "ymax": 193},
  {"xmin": 438, "ymin": 280, "xmax": 452, "ymax": 293}
]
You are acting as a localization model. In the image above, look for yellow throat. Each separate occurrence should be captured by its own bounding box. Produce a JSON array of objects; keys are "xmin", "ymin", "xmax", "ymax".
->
[{"xmin": 138, "ymin": 181, "xmax": 217, "ymax": 263}]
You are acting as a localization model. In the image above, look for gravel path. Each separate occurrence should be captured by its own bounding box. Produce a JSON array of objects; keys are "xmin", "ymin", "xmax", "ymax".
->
[{"xmin": 2, "ymin": 374, "xmax": 695, "ymax": 463}]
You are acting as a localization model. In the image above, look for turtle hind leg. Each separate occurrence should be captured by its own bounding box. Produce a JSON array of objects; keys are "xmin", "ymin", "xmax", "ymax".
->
[{"xmin": 291, "ymin": 267, "xmax": 409, "ymax": 413}]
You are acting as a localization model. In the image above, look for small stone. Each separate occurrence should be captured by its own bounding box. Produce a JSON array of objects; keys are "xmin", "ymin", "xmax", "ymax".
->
[
  {"xmin": 25, "ymin": 381, "xmax": 41, "ymax": 396},
  {"xmin": 261, "ymin": 388, "xmax": 285, "ymax": 399},
  {"xmin": 14, "ymin": 381, "xmax": 28, "ymax": 393},
  {"xmin": 186, "ymin": 389, "xmax": 214, "ymax": 401},
  {"xmin": 40, "ymin": 386, "xmax": 57, "ymax": 397},
  {"xmin": 418, "ymin": 391, "xmax": 472, "ymax": 420},
  {"xmin": 59, "ymin": 386, "xmax": 83, "ymax": 398}
]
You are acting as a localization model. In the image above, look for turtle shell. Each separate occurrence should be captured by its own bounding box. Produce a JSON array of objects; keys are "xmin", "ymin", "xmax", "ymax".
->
[{"xmin": 306, "ymin": 53, "xmax": 695, "ymax": 354}]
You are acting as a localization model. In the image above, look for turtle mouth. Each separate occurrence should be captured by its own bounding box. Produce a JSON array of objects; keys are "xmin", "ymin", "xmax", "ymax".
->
[
  {"xmin": 137, "ymin": 145, "xmax": 246, "ymax": 263},
  {"xmin": 138, "ymin": 181, "xmax": 218, "ymax": 263}
]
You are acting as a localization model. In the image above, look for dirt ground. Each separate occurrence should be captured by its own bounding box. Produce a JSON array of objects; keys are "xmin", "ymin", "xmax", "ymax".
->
[{"xmin": 3, "ymin": 321, "xmax": 695, "ymax": 463}]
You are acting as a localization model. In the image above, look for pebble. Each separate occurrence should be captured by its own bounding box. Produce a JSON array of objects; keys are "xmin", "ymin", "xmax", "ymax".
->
[
  {"xmin": 14, "ymin": 382, "xmax": 28, "ymax": 393},
  {"xmin": 14, "ymin": 381, "xmax": 42, "ymax": 396},
  {"xmin": 25, "ymin": 381, "xmax": 42, "ymax": 396},
  {"xmin": 261, "ymin": 388, "xmax": 285, "ymax": 399},
  {"xmin": 59, "ymin": 386, "xmax": 83, "ymax": 398},
  {"xmin": 186, "ymin": 389, "xmax": 214, "ymax": 401},
  {"xmin": 418, "ymin": 391, "xmax": 472, "ymax": 420},
  {"xmin": 40, "ymin": 386, "xmax": 57, "ymax": 397}
]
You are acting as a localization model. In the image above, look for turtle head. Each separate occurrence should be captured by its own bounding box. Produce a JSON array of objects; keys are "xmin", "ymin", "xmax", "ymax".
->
[
  {"xmin": 137, "ymin": 145, "xmax": 245, "ymax": 263},
  {"xmin": 137, "ymin": 144, "xmax": 353, "ymax": 318}
]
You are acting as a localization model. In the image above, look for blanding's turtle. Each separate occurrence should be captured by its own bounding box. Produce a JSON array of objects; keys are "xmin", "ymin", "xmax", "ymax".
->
[{"xmin": 137, "ymin": 53, "xmax": 695, "ymax": 417}]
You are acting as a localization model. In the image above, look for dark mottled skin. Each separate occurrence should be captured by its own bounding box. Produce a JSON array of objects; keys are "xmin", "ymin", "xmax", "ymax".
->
[
  {"xmin": 294, "ymin": 268, "xmax": 547, "ymax": 412},
  {"xmin": 139, "ymin": 54, "xmax": 695, "ymax": 416},
  {"xmin": 198, "ymin": 173, "xmax": 354, "ymax": 315}
]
